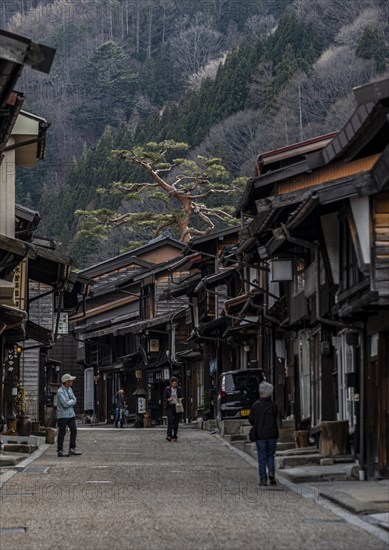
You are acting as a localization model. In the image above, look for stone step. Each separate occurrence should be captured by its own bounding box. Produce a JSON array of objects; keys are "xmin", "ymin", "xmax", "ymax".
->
[
  {"xmin": 281, "ymin": 420, "xmax": 295, "ymax": 429},
  {"xmin": 230, "ymin": 434, "xmax": 247, "ymax": 442},
  {"xmin": 3, "ymin": 444, "xmax": 38, "ymax": 454},
  {"xmin": 244, "ymin": 442, "xmax": 257, "ymax": 458},
  {"xmin": 279, "ymin": 464, "xmax": 357, "ymax": 483},
  {"xmin": 278, "ymin": 427, "xmax": 295, "ymax": 442},
  {"xmin": 0, "ymin": 453, "xmax": 26, "ymax": 467},
  {"xmin": 276, "ymin": 446, "xmax": 318, "ymax": 457},
  {"xmin": 203, "ymin": 420, "xmax": 218, "ymax": 431},
  {"xmin": 224, "ymin": 434, "xmax": 248, "ymax": 444},
  {"xmin": 1, "ymin": 434, "xmax": 46, "ymax": 447},
  {"xmin": 230, "ymin": 440, "xmax": 247, "ymax": 452},
  {"xmin": 276, "ymin": 442, "xmax": 295, "ymax": 452},
  {"xmin": 235, "ymin": 429, "xmax": 296, "ymax": 442},
  {"xmin": 243, "ymin": 442, "xmax": 317, "ymax": 460},
  {"xmin": 219, "ymin": 419, "xmax": 250, "ymax": 437},
  {"xmin": 333, "ymin": 455, "xmax": 355, "ymax": 463},
  {"xmin": 276, "ymin": 453, "xmax": 322, "ymax": 469},
  {"xmin": 240, "ymin": 425, "xmax": 252, "ymax": 436}
]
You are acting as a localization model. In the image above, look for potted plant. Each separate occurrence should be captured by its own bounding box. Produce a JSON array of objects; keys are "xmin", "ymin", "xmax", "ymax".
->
[{"xmin": 14, "ymin": 384, "xmax": 32, "ymax": 437}]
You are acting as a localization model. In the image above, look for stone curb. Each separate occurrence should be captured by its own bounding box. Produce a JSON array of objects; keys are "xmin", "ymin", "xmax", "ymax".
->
[{"xmin": 0, "ymin": 443, "xmax": 50, "ymax": 488}]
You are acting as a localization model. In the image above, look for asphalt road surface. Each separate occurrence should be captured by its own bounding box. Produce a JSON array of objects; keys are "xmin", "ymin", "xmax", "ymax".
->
[{"xmin": 0, "ymin": 425, "xmax": 387, "ymax": 550}]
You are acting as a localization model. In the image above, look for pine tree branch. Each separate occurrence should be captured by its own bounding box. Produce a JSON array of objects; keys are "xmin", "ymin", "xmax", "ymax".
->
[
  {"xmin": 192, "ymin": 206, "xmax": 215, "ymax": 230},
  {"xmin": 153, "ymin": 218, "xmax": 176, "ymax": 238},
  {"xmin": 198, "ymin": 206, "xmax": 233, "ymax": 220},
  {"xmin": 189, "ymin": 188, "xmax": 235, "ymax": 199},
  {"xmin": 181, "ymin": 226, "xmax": 214, "ymax": 240}
]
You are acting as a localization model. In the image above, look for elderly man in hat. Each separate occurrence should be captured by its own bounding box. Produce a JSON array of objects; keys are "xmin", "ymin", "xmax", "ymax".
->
[
  {"xmin": 249, "ymin": 381, "xmax": 279, "ymax": 486},
  {"xmin": 56, "ymin": 374, "xmax": 82, "ymax": 457}
]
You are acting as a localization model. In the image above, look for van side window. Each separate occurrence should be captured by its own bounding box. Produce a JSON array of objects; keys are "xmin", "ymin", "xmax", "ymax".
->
[{"xmin": 225, "ymin": 375, "xmax": 235, "ymax": 392}]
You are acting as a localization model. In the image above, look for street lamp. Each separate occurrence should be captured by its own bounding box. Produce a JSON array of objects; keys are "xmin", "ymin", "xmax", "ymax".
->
[{"xmin": 269, "ymin": 259, "xmax": 293, "ymax": 282}]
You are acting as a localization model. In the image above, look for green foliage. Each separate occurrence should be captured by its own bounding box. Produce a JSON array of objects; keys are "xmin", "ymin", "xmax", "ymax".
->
[
  {"xmin": 148, "ymin": 192, "xmax": 168, "ymax": 201},
  {"xmin": 356, "ymin": 26, "xmax": 387, "ymax": 73},
  {"xmin": 50, "ymin": 20, "xmax": 83, "ymax": 56},
  {"xmin": 139, "ymin": 11, "xmax": 322, "ymax": 147},
  {"xmin": 71, "ymin": 41, "xmax": 138, "ymax": 139},
  {"xmin": 75, "ymin": 140, "xmax": 239, "ymax": 247},
  {"xmin": 121, "ymin": 241, "xmax": 147, "ymax": 252}
]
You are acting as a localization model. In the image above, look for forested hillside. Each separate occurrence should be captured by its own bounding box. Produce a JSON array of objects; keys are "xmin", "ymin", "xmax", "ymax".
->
[{"xmin": 3, "ymin": 0, "xmax": 388, "ymax": 267}]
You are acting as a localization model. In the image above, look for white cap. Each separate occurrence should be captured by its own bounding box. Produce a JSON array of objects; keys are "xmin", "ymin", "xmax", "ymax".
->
[{"xmin": 62, "ymin": 374, "xmax": 76, "ymax": 383}]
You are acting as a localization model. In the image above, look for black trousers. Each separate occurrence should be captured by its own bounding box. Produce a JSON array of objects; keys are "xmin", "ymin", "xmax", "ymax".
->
[
  {"xmin": 166, "ymin": 405, "xmax": 180, "ymax": 437},
  {"xmin": 57, "ymin": 416, "xmax": 77, "ymax": 452}
]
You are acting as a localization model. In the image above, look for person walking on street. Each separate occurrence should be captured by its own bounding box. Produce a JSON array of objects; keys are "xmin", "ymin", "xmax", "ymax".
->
[
  {"xmin": 249, "ymin": 381, "xmax": 278, "ymax": 486},
  {"xmin": 163, "ymin": 377, "xmax": 183, "ymax": 442},
  {"xmin": 56, "ymin": 374, "xmax": 82, "ymax": 457},
  {"xmin": 114, "ymin": 388, "xmax": 127, "ymax": 428}
]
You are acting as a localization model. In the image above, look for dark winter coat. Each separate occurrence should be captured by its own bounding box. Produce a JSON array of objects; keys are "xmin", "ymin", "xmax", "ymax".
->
[
  {"xmin": 114, "ymin": 393, "xmax": 127, "ymax": 408},
  {"xmin": 163, "ymin": 385, "xmax": 183, "ymax": 407},
  {"xmin": 249, "ymin": 397, "xmax": 279, "ymax": 440}
]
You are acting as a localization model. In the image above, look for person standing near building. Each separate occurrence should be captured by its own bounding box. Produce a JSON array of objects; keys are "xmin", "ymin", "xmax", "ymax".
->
[
  {"xmin": 56, "ymin": 374, "xmax": 82, "ymax": 457},
  {"xmin": 249, "ymin": 381, "xmax": 278, "ymax": 486},
  {"xmin": 163, "ymin": 377, "xmax": 184, "ymax": 441},
  {"xmin": 114, "ymin": 388, "xmax": 127, "ymax": 428}
]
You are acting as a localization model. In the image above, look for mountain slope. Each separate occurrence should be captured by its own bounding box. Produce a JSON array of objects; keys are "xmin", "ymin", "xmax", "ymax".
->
[{"xmin": 5, "ymin": 0, "xmax": 388, "ymax": 267}]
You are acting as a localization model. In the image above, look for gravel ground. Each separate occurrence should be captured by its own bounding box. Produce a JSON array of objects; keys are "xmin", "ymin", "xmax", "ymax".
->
[{"xmin": 0, "ymin": 425, "xmax": 387, "ymax": 550}]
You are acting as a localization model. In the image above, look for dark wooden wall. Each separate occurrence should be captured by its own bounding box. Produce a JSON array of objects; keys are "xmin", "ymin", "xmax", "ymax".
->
[{"xmin": 50, "ymin": 334, "xmax": 84, "ymax": 414}]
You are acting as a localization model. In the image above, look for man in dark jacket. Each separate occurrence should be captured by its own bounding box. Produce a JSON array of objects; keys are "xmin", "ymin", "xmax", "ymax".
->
[
  {"xmin": 114, "ymin": 389, "xmax": 127, "ymax": 428},
  {"xmin": 162, "ymin": 377, "xmax": 183, "ymax": 441},
  {"xmin": 249, "ymin": 381, "xmax": 279, "ymax": 486}
]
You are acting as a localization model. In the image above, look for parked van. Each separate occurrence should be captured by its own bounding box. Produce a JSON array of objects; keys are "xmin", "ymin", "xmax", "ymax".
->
[{"xmin": 217, "ymin": 368, "xmax": 265, "ymax": 421}]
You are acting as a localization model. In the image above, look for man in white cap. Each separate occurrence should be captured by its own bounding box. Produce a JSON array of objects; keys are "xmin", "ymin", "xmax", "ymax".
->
[{"xmin": 56, "ymin": 374, "xmax": 82, "ymax": 457}]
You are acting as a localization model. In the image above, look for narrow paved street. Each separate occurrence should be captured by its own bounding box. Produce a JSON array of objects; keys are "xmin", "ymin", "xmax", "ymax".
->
[{"xmin": 0, "ymin": 426, "xmax": 387, "ymax": 550}]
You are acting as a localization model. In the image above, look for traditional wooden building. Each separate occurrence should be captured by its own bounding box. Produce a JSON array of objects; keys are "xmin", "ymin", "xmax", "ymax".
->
[
  {"xmin": 162, "ymin": 227, "xmax": 244, "ymax": 419},
  {"xmin": 237, "ymin": 78, "xmax": 389, "ymax": 479},
  {"xmin": 0, "ymin": 31, "xmax": 87, "ymax": 429},
  {"xmin": 70, "ymin": 237, "xmax": 192, "ymax": 424}
]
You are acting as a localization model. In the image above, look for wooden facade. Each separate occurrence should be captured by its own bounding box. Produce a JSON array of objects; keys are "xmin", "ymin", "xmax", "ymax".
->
[
  {"xmin": 70, "ymin": 238, "xmax": 191, "ymax": 424},
  {"xmin": 0, "ymin": 34, "xmax": 83, "ymax": 431},
  {"xmin": 235, "ymin": 77, "xmax": 389, "ymax": 479}
]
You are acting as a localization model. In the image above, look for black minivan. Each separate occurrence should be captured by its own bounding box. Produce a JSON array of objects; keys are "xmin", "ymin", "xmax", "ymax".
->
[{"xmin": 217, "ymin": 368, "xmax": 265, "ymax": 421}]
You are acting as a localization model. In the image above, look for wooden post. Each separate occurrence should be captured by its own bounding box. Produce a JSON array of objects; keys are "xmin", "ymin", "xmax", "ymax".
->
[
  {"xmin": 44, "ymin": 427, "xmax": 56, "ymax": 444},
  {"xmin": 294, "ymin": 430, "xmax": 309, "ymax": 448},
  {"xmin": 320, "ymin": 421, "xmax": 350, "ymax": 456},
  {"xmin": 143, "ymin": 412, "xmax": 151, "ymax": 428},
  {"xmin": 44, "ymin": 406, "xmax": 57, "ymax": 427}
]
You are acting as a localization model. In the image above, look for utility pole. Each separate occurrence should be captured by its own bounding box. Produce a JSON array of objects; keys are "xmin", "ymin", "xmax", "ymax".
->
[{"xmin": 298, "ymin": 84, "xmax": 304, "ymax": 142}]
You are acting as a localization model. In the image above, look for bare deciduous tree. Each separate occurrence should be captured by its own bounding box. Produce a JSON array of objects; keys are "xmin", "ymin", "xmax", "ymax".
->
[
  {"xmin": 188, "ymin": 53, "xmax": 228, "ymax": 89},
  {"xmin": 335, "ymin": 7, "xmax": 383, "ymax": 48},
  {"xmin": 295, "ymin": 0, "xmax": 381, "ymax": 43},
  {"xmin": 245, "ymin": 14, "xmax": 276, "ymax": 38},
  {"xmin": 191, "ymin": 110, "xmax": 263, "ymax": 176},
  {"xmin": 171, "ymin": 15, "xmax": 222, "ymax": 83},
  {"xmin": 300, "ymin": 46, "xmax": 375, "ymax": 125}
]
